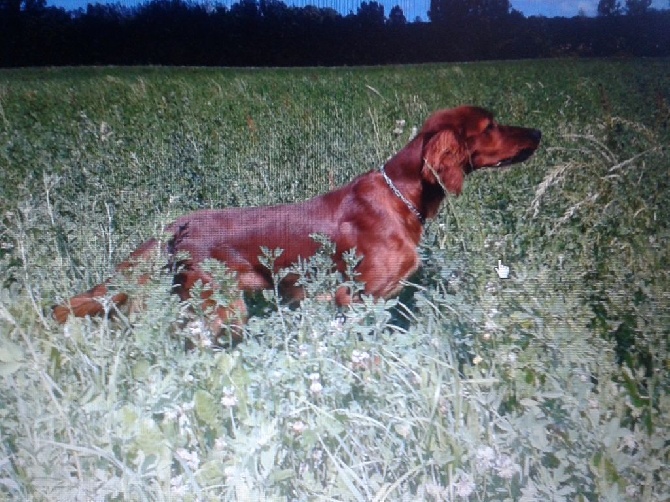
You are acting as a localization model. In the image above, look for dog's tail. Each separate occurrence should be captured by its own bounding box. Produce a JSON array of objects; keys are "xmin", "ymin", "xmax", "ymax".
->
[{"xmin": 52, "ymin": 237, "xmax": 160, "ymax": 324}]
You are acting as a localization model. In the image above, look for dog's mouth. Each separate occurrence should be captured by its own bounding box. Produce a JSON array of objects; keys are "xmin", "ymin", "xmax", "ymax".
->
[{"xmin": 482, "ymin": 147, "xmax": 537, "ymax": 169}]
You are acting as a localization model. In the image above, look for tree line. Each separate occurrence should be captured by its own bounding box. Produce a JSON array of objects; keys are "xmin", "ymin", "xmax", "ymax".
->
[{"xmin": 1, "ymin": 0, "xmax": 669, "ymax": 67}]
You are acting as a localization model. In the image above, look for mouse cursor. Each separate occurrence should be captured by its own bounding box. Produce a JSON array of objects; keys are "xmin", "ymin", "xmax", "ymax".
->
[{"xmin": 495, "ymin": 260, "xmax": 510, "ymax": 279}]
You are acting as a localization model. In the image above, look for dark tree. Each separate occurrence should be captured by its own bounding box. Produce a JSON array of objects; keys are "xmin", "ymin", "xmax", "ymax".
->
[
  {"xmin": 0, "ymin": 0, "xmax": 21, "ymax": 14},
  {"xmin": 21, "ymin": 0, "xmax": 45, "ymax": 12},
  {"xmin": 428, "ymin": 0, "xmax": 465, "ymax": 23},
  {"xmin": 357, "ymin": 1, "xmax": 385, "ymax": 26},
  {"xmin": 598, "ymin": 0, "xmax": 623, "ymax": 16},
  {"xmin": 259, "ymin": 0, "xmax": 289, "ymax": 20},
  {"xmin": 470, "ymin": 0, "xmax": 511, "ymax": 18},
  {"xmin": 0, "ymin": 0, "xmax": 22, "ymax": 36},
  {"xmin": 1, "ymin": 0, "xmax": 669, "ymax": 67},
  {"xmin": 429, "ymin": 0, "xmax": 510, "ymax": 23},
  {"xmin": 388, "ymin": 5, "xmax": 406, "ymax": 26},
  {"xmin": 229, "ymin": 0, "xmax": 260, "ymax": 23},
  {"xmin": 625, "ymin": 0, "xmax": 652, "ymax": 15}
]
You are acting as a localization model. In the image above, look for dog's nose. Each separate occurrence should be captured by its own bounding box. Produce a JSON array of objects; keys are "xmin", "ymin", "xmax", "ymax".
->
[{"xmin": 531, "ymin": 129, "xmax": 542, "ymax": 142}]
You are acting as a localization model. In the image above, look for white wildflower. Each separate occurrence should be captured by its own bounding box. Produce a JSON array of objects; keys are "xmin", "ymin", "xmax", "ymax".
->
[
  {"xmin": 424, "ymin": 481, "xmax": 447, "ymax": 500},
  {"xmin": 290, "ymin": 420, "xmax": 307, "ymax": 435},
  {"xmin": 496, "ymin": 455, "xmax": 521, "ymax": 480},
  {"xmin": 625, "ymin": 485, "xmax": 638, "ymax": 497},
  {"xmin": 395, "ymin": 423, "xmax": 411, "ymax": 438},
  {"xmin": 178, "ymin": 411, "xmax": 190, "ymax": 430},
  {"xmin": 453, "ymin": 474, "xmax": 475, "ymax": 498},
  {"xmin": 308, "ymin": 372, "xmax": 323, "ymax": 395},
  {"xmin": 476, "ymin": 446, "xmax": 496, "ymax": 471},
  {"xmin": 351, "ymin": 349, "xmax": 371, "ymax": 370},
  {"xmin": 484, "ymin": 318, "xmax": 499, "ymax": 331},
  {"xmin": 333, "ymin": 311, "xmax": 346, "ymax": 327},
  {"xmin": 170, "ymin": 475, "xmax": 188, "ymax": 496},
  {"xmin": 221, "ymin": 387, "xmax": 238, "ymax": 408},
  {"xmin": 99, "ymin": 121, "xmax": 112, "ymax": 141},
  {"xmin": 175, "ymin": 448, "xmax": 200, "ymax": 470},
  {"xmin": 187, "ymin": 319, "xmax": 207, "ymax": 337},
  {"xmin": 620, "ymin": 433, "xmax": 638, "ymax": 451},
  {"xmin": 438, "ymin": 397, "xmax": 451, "ymax": 416}
]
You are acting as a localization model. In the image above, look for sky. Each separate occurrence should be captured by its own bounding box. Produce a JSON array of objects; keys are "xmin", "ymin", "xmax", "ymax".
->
[{"xmin": 46, "ymin": 0, "xmax": 668, "ymax": 19}]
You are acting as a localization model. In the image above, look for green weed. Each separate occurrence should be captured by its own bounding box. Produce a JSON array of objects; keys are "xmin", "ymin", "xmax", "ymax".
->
[{"xmin": 1, "ymin": 60, "xmax": 668, "ymax": 500}]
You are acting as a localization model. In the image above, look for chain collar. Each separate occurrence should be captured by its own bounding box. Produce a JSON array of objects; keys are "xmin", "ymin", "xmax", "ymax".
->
[{"xmin": 379, "ymin": 165, "xmax": 425, "ymax": 225}]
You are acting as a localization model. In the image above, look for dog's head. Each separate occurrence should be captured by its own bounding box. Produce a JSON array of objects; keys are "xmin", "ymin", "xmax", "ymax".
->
[{"xmin": 412, "ymin": 106, "xmax": 542, "ymax": 195}]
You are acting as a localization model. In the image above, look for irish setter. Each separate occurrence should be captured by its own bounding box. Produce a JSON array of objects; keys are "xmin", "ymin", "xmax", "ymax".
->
[{"xmin": 53, "ymin": 106, "xmax": 541, "ymax": 335}]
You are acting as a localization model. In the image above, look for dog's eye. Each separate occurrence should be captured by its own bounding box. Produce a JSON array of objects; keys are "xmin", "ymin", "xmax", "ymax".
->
[{"xmin": 484, "ymin": 121, "xmax": 496, "ymax": 132}]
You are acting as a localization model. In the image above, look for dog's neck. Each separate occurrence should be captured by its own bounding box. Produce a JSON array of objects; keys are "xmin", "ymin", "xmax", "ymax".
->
[
  {"xmin": 380, "ymin": 151, "xmax": 449, "ymax": 224},
  {"xmin": 379, "ymin": 165, "xmax": 425, "ymax": 225}
]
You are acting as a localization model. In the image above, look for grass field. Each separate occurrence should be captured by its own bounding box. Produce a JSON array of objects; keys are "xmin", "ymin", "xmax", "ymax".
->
[{"xmin": 1, "ymin": 59, "xmax": 669, "ymax": 500}]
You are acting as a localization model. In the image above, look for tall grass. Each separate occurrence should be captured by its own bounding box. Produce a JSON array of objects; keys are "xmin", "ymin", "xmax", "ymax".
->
[{"xmin": 1, "ymin": 60, "xmax": 669, "ymax": 500}]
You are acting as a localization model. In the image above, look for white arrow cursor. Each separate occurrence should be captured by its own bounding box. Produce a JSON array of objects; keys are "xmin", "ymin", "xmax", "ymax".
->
[{"xmin": 495, "ymin": 260, "xmax": 510, "ymax": 279}]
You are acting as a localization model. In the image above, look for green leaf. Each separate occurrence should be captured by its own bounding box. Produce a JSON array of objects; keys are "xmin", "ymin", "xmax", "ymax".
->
[
  {"xmin": 194, "ymin": 389, "xmax": 219, "ymax": 427},
  {"xmin": 0, "ymin": 339, "xmax": 24, "ymax": 376}
]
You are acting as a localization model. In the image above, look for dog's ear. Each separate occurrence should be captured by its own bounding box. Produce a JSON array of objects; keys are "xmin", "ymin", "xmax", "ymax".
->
[{"xmin": 421, "ymin": 129, "xmax": 468, "ymax": 195}]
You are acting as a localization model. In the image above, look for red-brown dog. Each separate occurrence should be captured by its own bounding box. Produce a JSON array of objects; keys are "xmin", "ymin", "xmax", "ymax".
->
[{"xmin": 54, "ymin": 106, "xmax": 541, "ymax": 335}]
